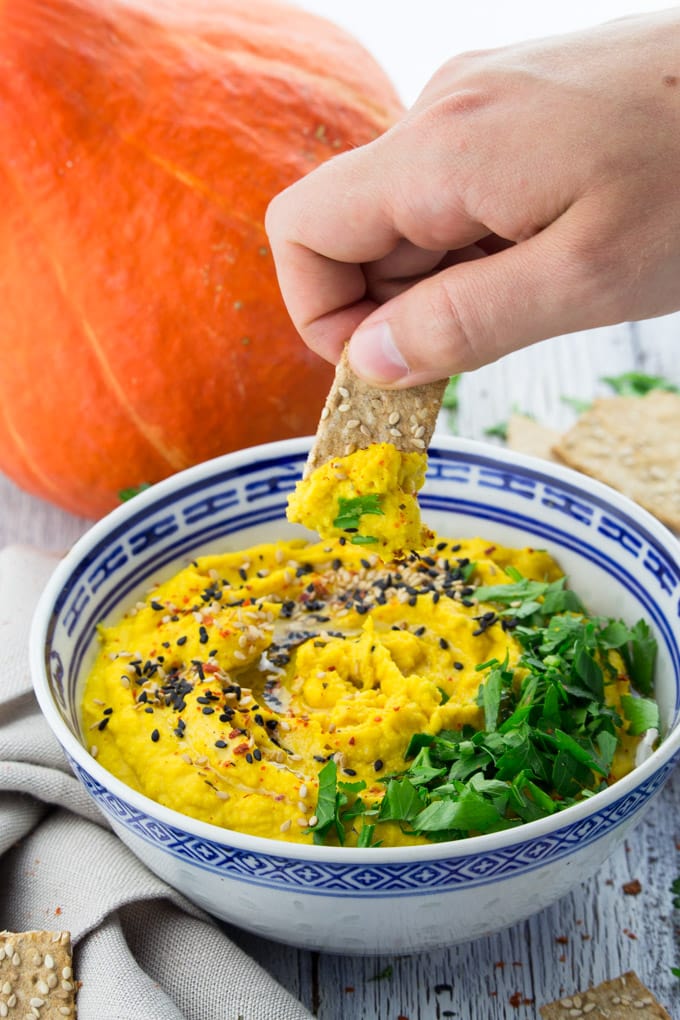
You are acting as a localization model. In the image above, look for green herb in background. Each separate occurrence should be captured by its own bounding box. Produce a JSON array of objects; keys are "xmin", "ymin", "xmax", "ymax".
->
[
  {"xmin": 442, "ymin": 374, "xmax": 461, "ymax": 431},
  {"xmin": 118, "ymin": 482, "xmax": 151, "ymax": 502},
  {"xmin": 672, "ymin": 876, "xmax": 680, "ymax": 910},
  {"xmin": 561, "ymin": 395, "xmax": 593, "ymax": 414},
  {"xmin": 368, "ymin": 965, "xmax": 393, "ymax": 983},
  {"xmin": 484, "ymin": 421, "xmax": 509, "ymax": 441},
  {"xmin": 601, "ymin": 371, "xmax": 679, "ymax": 397}
]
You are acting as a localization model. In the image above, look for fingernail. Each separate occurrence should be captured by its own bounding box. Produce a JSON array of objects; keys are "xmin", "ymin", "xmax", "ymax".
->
[{"xmin": 348, "ymin": 320, "xmax": 409, "ymax": 384}]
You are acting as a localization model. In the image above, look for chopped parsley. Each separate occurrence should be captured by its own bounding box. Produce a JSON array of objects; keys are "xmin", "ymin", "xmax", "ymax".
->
[
  {"xmin": 119, "ymin": 482, "xmax": 152, "ymax": 502},
  {"xmin": 333, "ymin": 494, "xmax": 384, "ymax": 531},
  {"xmin": 602, "ymin": 371, "xmax": 679, "ymax": 397},
  {"xmin": 310, "ymin": 571, "xmax": 659, "ymax": 846}
]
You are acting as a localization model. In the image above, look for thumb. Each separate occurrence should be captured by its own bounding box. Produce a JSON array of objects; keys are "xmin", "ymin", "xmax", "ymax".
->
[{"xmin": 346, "ymin": 211, "xmax": 609, "ymax": 386}]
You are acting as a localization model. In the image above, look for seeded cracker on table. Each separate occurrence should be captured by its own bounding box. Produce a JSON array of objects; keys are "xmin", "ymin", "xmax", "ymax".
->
[
  {"xmin": 553, "ymin": 391, "xmax": 680, "ymax": 533},
  {"xmin": 539, "ymin": 970, "xmax": 672, "ymax": 1019},
  {"xmin": 303, "ymin": 346, "xmax": 448, "ymax": 477},
  {"xmin": 0, "ymin": 930, "xmax": 76, "ymax": 1018}
]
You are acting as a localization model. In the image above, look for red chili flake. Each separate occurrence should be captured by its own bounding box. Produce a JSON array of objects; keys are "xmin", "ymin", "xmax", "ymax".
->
[
  {"xmin": 348, "ymin": 737, "xmax": 356, "ymax": 745},
  {"xmin": 623, "ymin": 928, "xmax": 638, "ymax": 940},
  {"xmin": 204, "ymin": 663, "xmax": 220, "ymax": 674},
  {"xmin": 374, "ymin": 716, "xmax": 382, "ymax": 722},
  {"xmin": 228, "ymin": 730, "xmax": 242, "ymax": 739},
  {"xmin": 484, "ymin": 546, "xmax": 496, "ymax": 555},
  {"xmin": 233, "ymin": 742, "xmax": 250, "ymax": 755},
  {"xmin": 622, "ymin": 878, "xmax": 642, "ymax": 895},
  {"xmin": 559, "ymin": 955, "xmax": 566, "ymax": 963},
  {"xmin": 495, "ymin": 962, "xmax": 506, "ymax": 969},
  {"xmin": 344, "ymin": 987, "xmax": 355, "ymax": 994},
  {"xmin": 54, "ymin": 907, "xmax": 62, "ymax": 915},
  {"xmin": 555, "ymin": 936, "xmax": 569, "ymax": 945},
  {"xmin": 508, "ymin": 992, "xmax": 522, "ymax": 1008},
  {"xmin": 581, "ymin": 934, "xmax": 591, "ymax": 941}
]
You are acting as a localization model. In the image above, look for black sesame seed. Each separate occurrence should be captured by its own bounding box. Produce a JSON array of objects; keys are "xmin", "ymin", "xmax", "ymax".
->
[
  {"xmin": 454, "ymin": 661, "xmax": 464, "ymax": 671},
  {"xmin": 373, "ymin": 759, "xmax": 384, "ymax": 772},
  {"xmin": 198, "ymin": 626, "xmax": 209, "ymax": 645},
  {"xmin": 150, "ymin": 600, "xmax": 164, "ymax": 611},
  {"xmin": 97, "ymin": 717, "xmax": 110, "ymax": 731},
  {"xmin": 343, "ymin": 767, "xmax": 357, "ymax": 776},
  {"xmin": 253, "ymin": 748, "xmax": 262, "ymax": 761},
  {"xmin": 254, "ymin": 713, "xmax": 264, "ymax": 726},
  {"xmin": 103, "ymin": 707, "xmax": 113, "ymax": 715},
  {"xmin": 144, "ymin": 706, "xmax": 154, "ymax": 714},
  {"xmin": 215, "ymin": 739, "xmax": 227, "ymax": 749},
  {"xmin": 202, "ymin": 707, "xmax": 215, "ymax": 715},
  {"xmin": 439, "ymin": 637, "xmax": 449, "ymax": 650},
  {"xmin": 151, "ymin": 729, "xmax": 160, "ymax": 742},
  {"xmin": 239, "ymin": 567, "xmax": 248, "ymax": 581},
  {"xmin": 177, "ymin": 635, "xmax": 188, "ymax": 646},
  {"xmin": 245, "ymin": 752, "xmax": 253, "ymax": 763}
]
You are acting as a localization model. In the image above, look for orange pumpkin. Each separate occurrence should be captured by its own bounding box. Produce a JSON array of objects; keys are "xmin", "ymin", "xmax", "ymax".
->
[{"xmin": 0, "ymin": 0, "xmax": 402, "ymax": 518}]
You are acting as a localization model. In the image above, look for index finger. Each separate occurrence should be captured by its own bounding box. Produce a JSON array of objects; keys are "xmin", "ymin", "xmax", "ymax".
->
[{"xmin": 265, "ymin": 121, "xmax": 487, "ymax": 362}]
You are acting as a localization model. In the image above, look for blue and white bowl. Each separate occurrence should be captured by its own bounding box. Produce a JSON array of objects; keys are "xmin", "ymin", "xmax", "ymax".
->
[{"xmin": 30, "ymin": 436, "xmax": 680, "ymax": 954}]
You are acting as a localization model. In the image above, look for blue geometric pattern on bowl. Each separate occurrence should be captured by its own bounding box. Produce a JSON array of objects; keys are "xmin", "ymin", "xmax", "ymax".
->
[{"xmin": 69, "ymin": 754, "xmax": 676, "ymax": 897}]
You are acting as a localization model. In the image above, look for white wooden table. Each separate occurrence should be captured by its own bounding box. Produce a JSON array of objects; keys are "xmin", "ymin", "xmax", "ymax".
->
[{"xmin": 2, "ymin": 316, "xmax": 678, "ymax": 1018}]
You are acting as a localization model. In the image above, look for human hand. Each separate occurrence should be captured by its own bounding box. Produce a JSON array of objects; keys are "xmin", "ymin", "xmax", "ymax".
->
[{"xmin": 265, "ymin": 9, "xmax": 680, "ymax": 387}]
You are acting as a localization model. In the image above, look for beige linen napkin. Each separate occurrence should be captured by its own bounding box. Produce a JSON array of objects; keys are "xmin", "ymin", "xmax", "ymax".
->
[{"xmin": 0, "ymin": 545, "xmax": 314, "ymax": 1020}]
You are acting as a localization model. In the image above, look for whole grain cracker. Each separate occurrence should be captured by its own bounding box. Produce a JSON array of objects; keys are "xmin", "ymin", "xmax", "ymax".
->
[
  {"xmin": 304, "ymin": 346, "xmax": 448, "ymax": 477},
  {"xmin": 0, "ymin": 930, "xmax": 76, "ymax": 1019},
  {"xmin": 539, "ymin": 970, "xmax": 672, "ymax": 1018},
  {"xmin": 553, "ymin": 391, "xmax": 680, "ymax": 532},
  {"xmin": 506, "ymin": 413, "xmax": 562, "ymax": 462}
]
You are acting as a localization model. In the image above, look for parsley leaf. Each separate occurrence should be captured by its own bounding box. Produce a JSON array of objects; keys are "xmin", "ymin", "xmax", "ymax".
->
[
  {"xmin": 119, "ymin": 482, "xmax": 151, "ymax": 502},
  {"xmin": 621, "ymin": 694, "xmax": 660, "ymax": 736},
  {"xmin": 602, "ymin": 371, "xmax": 679, "ymax": 396},
  {"xmin": 621, "ymin": 619, "xmax": 657, "ymax": 697},
  {"xmin": 333, "ymin": 494, "xmax": 384, "ymax": 531}
]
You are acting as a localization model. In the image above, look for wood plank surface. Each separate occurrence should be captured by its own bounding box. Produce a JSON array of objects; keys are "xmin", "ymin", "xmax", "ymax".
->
[{"xmin": 2, "ymin": 316, "xmax": 679, "ymax": 1019}]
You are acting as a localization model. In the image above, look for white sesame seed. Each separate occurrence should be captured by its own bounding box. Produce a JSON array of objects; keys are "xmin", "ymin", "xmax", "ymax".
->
[
  {"xmin": 338, "ymin": 386, "xmax": 350, "ymax": 398},
  {"xmin": 36, "ymin": 980, "xmax": 49, "ymax": 995},
  {"xmin": 0, "ymin": 1004, "xmax": 7, "ymax": 1018},
  {"xmin": 411, "ymin": 437, "xmax": 426, "ymax": 449},
  {"xmin": 346, "ymin": 419, "xmax": 360, "ymax": 429},
  {"xmin": 359, "ymin": 424, "xmax": 371, "ymax": 436},
  {"xmin": 6, "ymin": 997, "xmax": 15, "ymax": 1009},
  {"xmin": 389, "ymin": 428, "xmax": 402, "ymax": 437},
  {"xmin": 280, "ymin": 819, "xmax": 291, "ymax": 832},
  {"xmin": 299, "ymin": 784, "xmax": 308, "ymax": 799},
  {"xmin": 216, "ymin": 790, "xmax": 230, "ymax": 801},
  {"xmin": 1, "ymin": 983, "xmax": 11, "ymax": 995},
  {"xmin": 296, "ymin": 816, "xmax": 308, "ymax": 827},
  {"xmin": 61, "ymin": 980, "xmax": 74, "ymax": 991},
  {"xmin": 47, "ymin": 974, "xmax": 58, "ymax": 989},
  {"xmin": 62, "ymin": 966, "xmax": 73, "ymax": 980},
  {"xmin": 320, "ymin": 405, "xmax": 330, "ymax": 420},
  {"xmin": 388, "ymin": 411, "xmax": 400, "ymax": 425},
  {"xmin": 29, "ymin": 999, "xmax": 45, "ymax": 1009},
  {"xmin": 4, "ymin": 943, "xmax": 14, "ymax": 959},
  {"xmin": 338, "ymin": 402, "xmax": 350, "ymax": 413},
  {"xmin": 11, "ymin": 954, "xmax": 20, "ymax": 967},
  {"xmin": 59, "ymin": 1010, "xmax": 72, "ymax": 1017}
]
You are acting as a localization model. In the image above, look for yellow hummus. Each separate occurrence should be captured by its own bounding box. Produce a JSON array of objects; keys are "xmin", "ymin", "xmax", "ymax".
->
[
  {"xmin": 286, "ymin": 443, "xmax": 432, "ymax": 557},
  {"xmin": 81, "ymin": 535, "xmax": 642, "ymax": 846}
]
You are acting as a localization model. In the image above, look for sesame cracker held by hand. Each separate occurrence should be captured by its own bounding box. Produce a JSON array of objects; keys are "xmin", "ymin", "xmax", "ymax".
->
[
  {"xmin": 553, "ymin": 391, "xmax": 680, "ymax": 533},
  {"xmin": 0, "ymin": 930, "xmax": 76, "ymax": 1018},
  {"xmin": 304, "ymin": 346, "xmax": 448, "ymax": 478},
  {"xmin": 539, "ymin": 970, "xmax": 672, "ymax": 1019}
]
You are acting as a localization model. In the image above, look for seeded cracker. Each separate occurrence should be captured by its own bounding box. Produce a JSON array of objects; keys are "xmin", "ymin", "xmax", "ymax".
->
[
  {"xmin": 0, "ymin": 930, "xmax": 76, "ymax": 1018},
  {"xmin": 539, "ymin": 971, "xmax": 672, "ymax": 1019},
  {"xmin": 303, "ymin": 346, "xmax": 448, "ymax": 477},
  {"xmin": 506, "ymin": 413, "xmax": 561, "ymax": 462},
  {"xmin": 553, "ymin": 391, "xmax": 680, "ymax": 532}
]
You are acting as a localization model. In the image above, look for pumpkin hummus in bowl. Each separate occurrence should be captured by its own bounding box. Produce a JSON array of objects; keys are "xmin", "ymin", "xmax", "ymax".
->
[{"xmin": 31, "ymin": 437, "xmax": 680, "ymax": 954}]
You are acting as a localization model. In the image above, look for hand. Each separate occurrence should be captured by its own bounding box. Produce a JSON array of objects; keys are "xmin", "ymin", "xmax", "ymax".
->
[{"xmin": 265, "ymin": 9, "xmax": 680, "ymax": 387}]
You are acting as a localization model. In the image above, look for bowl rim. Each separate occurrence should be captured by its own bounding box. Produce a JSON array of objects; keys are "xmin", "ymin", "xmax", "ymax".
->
[{"xmin": 30, "ymin": 434, "xmax": 680, "ymax": 865}]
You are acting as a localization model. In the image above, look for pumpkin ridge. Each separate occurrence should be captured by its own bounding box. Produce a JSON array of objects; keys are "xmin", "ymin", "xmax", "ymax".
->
[
  {"xmin": 1, "ymin": 161, "xmax": 186, "ymax": 474},
  {"xmin": 0, "ymin": 382, "xmax": 75, "ymax": 506}
]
